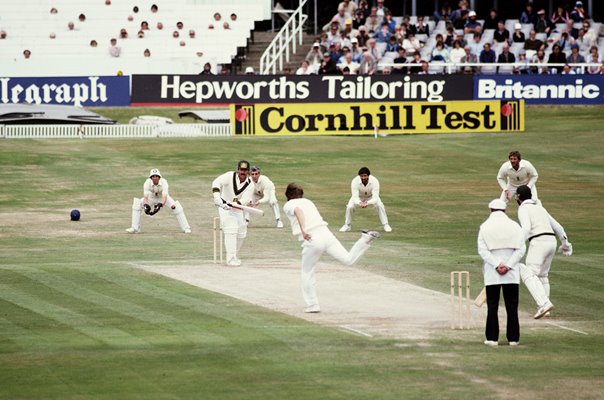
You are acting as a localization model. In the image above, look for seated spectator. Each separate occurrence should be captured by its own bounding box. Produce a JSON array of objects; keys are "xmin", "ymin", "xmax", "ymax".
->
[
  {"xmin": 137, "ymin": 30, "xmax": 145, "ymax": 38},
  {"xmin": 23, "ymin": 49, "xmax": 32, "ymax": 59},
  {"xmin": 200, "ymin": 62, "xmax": 213, "ymax": 75},
  {"xmin": 337, "ymin": 52, "xmax": 360, "ymax": 74},
  {"xmin": 381, "ymin": 66, "xmax": 392, "ymax": 75},
  {"xmin": 296, "ymin": 59, "xmax": 315, "ymax": 75},
  {"xmin": 50, "ymin": 7, "xmax": 58, "ymax": 14},
  {"xmin": 431, "ymin": 42, "xmax": 450, "ymax": 62},
  {"xmin": 230, "ymin": 13, "xmax": 237, "ymax": 22},
  {"xmin": 433, "ymin": 3, "xmax": 452, "ymax": 24},
  {"xmin": 151, "ymin": 4, "xmax": 158, "ymax": 13},
  {"xmin": 352, "ymin": 9, "xmax": 366, "ymax": 30},
  {"xmin": 534, "ymin": 10, "xmax": 551, "ymax": 35},
  {"xmin": 323, "ymin": 5, "xmax": 351, "ymax": 32},
  {"xmin": 468, "ymin": 33, "xmax": 483, "ymax": 57},
  {"xmin": 392, "ymin": 47, "xmax": 408, "ymax": 74},
  {"xmin": 519, "ymin": 1, "xmax": 536, "ymax": 25},
  {"xmin": 222, "ymin": 22, "xmax": 230, "ymax": 29},
  {"xmin": 401, "ymin": 32, "xmax": 421, "ymax": 56},
  {"xmin": 220, "ymin": 66, "xmax": 230, "ymax": 75},
  {"xmin": 450, "ymin": 40, "xmax": 466, "ymax": 64},
  {"xmin": 364, "ymin": 8, "xmax": 382, "ymax": 34},
  {"xmin": 548, "ymin": 29, "xmax": 571, "ymax": 52},
  {"xmin": 547, "ymin": 43, "xmax": 567, "ymax": 73},
  {"xmin": 385, "ymin": 35, "xmax": 400, "ymax": 52},
  {"xmin": 119, "ymin": 28, "xmax": 128, "ymax": 39},
  {"xmin": 67, "ymin": 21, "xmax": 76, "ymax": 31},
  {"xmin": 213, "ymin": 13, "xmax": 221, "ymax": 22},
  {"xmin": 551, "ymin": 6, "xmax": 569, "ymax": 25},
  {"xmin": 366, "ymin": 38, "xmax": 382, "ymax": 61},
  {"xmin": 350, "ymin": 37, "xmax": 363, "ymax": 62},
  {"xmin": 358, "ymin": 51, "xmax": 377, "ymax": 74},
  {"xmin": 1, "ymin": 30, "xmax": 8, "ymax": 39},
  {"xmin": 407, "ymin": 52, "xmax": 423, "ymax": 74},
  {"xmin": 327, "ymin": 22, "xmax": 341, "ymax": 43},
  {"xmin": 444, "ymin": 25, "xmax": 456, "ymax": 47},
  {"xmin": 497, "ymin": 43, "xmax": 516, "ymax": 72},
  {"xmin": 108, "ymin": 38, "xmax": 120, "ymax": 57},
  {"xmin": 156, "ymin": 22, "xmax": 164, "ymax": 30},
  {"xmin": 78, "ymin": 14, "xmax": 86, "ymax": 22},
  {"xmin": 176, "ymin": 21, "xmax": 184, "ymax": 30},
  {"xmin": 513, "ymin": 50, "xmax": 531, "ymax": 74},
  {"xmin": 561, "ymin": 64, "xmax": 576, "ymax": 74},
  {"xmin": 582, "ymin": 20, "xmax": 598, "ymax": 48},
  {"xmin": 483, "ymin": 8, "xmax": 500, "ymax": 30},
  {"xmin": 415, "ymin": 15, "xmax": 429, "ymax": 36},
  {"xmin": 531, "ymin": 48, "xmax": 549, "ymax": 74},
  {"xmin": 570, "ymin": 1, "xmax": 588, "ymax": 22},
  {"xmin": 479, "ymin": 42, "xmax": 497, "ymax": 64},
  {"xmin": 340, "ymin": 0, "xmax": 357, "ymax": 16},
  {"xmin": 524, "ymin": 30, "xmax": 545, "ymax": 53},
  {"xmin": 383, "ymin": 11, "xmax": 396, "ymax": 33},
  {"xmin": 588, "ymin": 46, "xmax": 602, "ymax": 63},
  {"xmin": 144, "ymin": 48, "xmax": 151, "ymax": 57},
  {"xmin": 462, "ymin": 45, "xmax": 478, "ymax": 73},
  {"xmin": 512, "ymin": 23, "xmax": 526, "ymax": 43},
  {"xmin": 373, "ymin": 22, "xmax": 392, "ymax": 43},
  {"xmin": 587, "ymin": 53, "xmax": 601, "ymax": 74},
  {"xmin": 319, "ymin": 52, "xmax": 339, "ymax": 74},
  {"xmin": 356, "ymin": 25, "xmax": 371, "ymax": 47},
  {"xmin": 375, "ymin": 0, "xmax": 389, "ymax": 19},
  {"xmin": 358, "ymin": 0, "xmax": 370, "ymax": 18},
  {"xmin": 189, "ymin": 30, "xmax": 196, "ymax": 39},
  {"xmin": 141, "ymin": 21, "xmax": 149, "ymax": 30},
  {"xmin": 450, "ymin": 0, "xmax": 469, "ymax": 22},
  {"xmin": 567, "ymin": 43, "xmax": 585, "ymax": 66},
  {"xmin": 453, "ymin": 9, "xmax": 469, "ymax": 30},
  {"xmin": 307, "ymin": 42, "xmax": 323, "ymax": 67},
  {"xmin": 172, "ymin": 30, "xmax": 180, "ymax": 38},
  {"xmin": 90, "ymin": 39, "xmax": 98, "ymax": 47},
  {"xmin": 493, "ymin": 21, "xmax": 510, "ymax": 43}
]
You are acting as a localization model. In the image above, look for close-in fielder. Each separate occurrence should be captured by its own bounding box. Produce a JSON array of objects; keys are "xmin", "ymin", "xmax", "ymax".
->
[
  {"xmin": 477, "ymin": 199, "xmax": 525, "ymax": 346},
  {"xmin": 516, "ymin": 185, "xmax": 573, "ymax": 319},
  {"xmin": 212, "ymin": 160, "xmax": 255, "ymax": 266},
  {"xmin": 339, "ymin": 167, "xmax": 392, "ymax": 233},
  {"xmin": 248, "ymin": 165, "xmax": 283, "ymax": 228},
  {"xmin": 126, "ymin": 168, "xmax": 191, "ymax": 234},
  {"xmin": 283, "ymin": 183, "xmax": 380, "ymax": 313},
  {"xmin": 497, "ymin": 150, "xmax": 539, "ymax": 204}
]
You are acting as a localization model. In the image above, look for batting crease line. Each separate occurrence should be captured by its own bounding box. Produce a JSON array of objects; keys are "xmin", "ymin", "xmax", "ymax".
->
[
  {"xmin": 339, "ymin": 325, "xmax": 373, "ymax": 337},
  {"xmin": 545, "ymin": 321, "xmax": 588, "ymax": 335}
]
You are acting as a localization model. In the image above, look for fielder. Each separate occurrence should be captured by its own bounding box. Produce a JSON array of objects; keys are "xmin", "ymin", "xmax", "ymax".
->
[
  {"xmin": 126, "ymin": 168, "xmax": 191, "ymax": 234},
  {"xmin": 212, "ymin": 160, "xmax": 255, "ymax": 266},
  {"xmin": 477, "ymin": 199, "xmax": 525, "ymax": 346},
  {"xmin": 497, "ymin": 151, "xmax": 539, "ymax": 204},
  {"xmin": 516, "ymin": 185, "xmax": 573, "ymax": 319},
  {"xmin": 339, "ymin": 167, "xmax": 392, "ymax": 233},
  {"xmin": 248, "ymin": 165, "xmax": 283, "ymax": 228},
  {"xmin": 283, "ymin": 183, "xmax": 380, "ymax": 313}
]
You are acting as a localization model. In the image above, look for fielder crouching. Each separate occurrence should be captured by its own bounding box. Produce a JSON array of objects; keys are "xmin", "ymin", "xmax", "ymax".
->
[{"xmin": 126, "ymin": 168, "xmax": 191, "ymax": 234}]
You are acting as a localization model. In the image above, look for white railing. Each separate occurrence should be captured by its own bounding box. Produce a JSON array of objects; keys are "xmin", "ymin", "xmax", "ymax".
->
[
  {"xmin": 260, "ymin": 0, "xmax": 308, "ymax": 74},
  {"xmin": 0, "ymin": 124, "xmax": 232, "ymax": 139}
]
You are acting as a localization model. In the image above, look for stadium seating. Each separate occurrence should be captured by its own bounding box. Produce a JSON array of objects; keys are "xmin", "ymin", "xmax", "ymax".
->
[{"xmin": 0, "ymin": 0, "xmax": 271, "ymax": 76}]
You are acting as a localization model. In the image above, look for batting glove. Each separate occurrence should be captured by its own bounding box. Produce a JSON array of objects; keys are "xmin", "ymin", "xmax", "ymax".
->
[
  {"xmin": 143, "ymin": 204, "xmax": 151, "ymax": 215},
  {"xmin": 213, "ymin": 192, "xmax": 224, "ymax": 207}
]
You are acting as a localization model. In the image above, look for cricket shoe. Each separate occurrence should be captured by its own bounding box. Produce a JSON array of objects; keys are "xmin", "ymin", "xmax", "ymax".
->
[
  {"xmin": 304, "ymin": 304, "xmax": 321, "ymax": 313},
  {"xmin": 483, "ymin": 340, "xmax": 499, "ymax": 346},
  {"xmin": 362, "ymin": 229, "xmax": 381, "ymax": 241},
  {"xmin": 339, "ymin": 224, "xmax": 351, "ymax": 232},
  {"xmin": 226, "ymin": 257, "xmax": 242, "ymax": 266},
  {"xmin": 383, "ymin": 224, "xmax": 392, "ymax": 232},
  {"xmin": 534, "ymin": 301, "xmax": 554, "ymax": 319},
  {"xmin": 125, "ymin": 227, "xmax": 140, "ymax": 234},
  {"xmin": 509, "ymin": 342, "xmax": 520, "ymax": 346},
  {"xmin": 276, "ymin": 219, "xmax": 284, "ymax": 228},
  {"xmin": 183, "ymin": 228, "xmax": 191, "ymax": 234}
]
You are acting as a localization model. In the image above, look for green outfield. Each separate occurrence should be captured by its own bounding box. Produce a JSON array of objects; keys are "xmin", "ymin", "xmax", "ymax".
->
[{"xmin": 1, "ymin": 106, "xmax": 603, "ymax": 399}]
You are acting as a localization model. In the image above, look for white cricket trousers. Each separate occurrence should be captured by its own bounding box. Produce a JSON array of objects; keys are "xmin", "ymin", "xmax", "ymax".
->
[
  {"xmin": 520, "ymin": 236, "xmax": 556, "ymax": 307},
  {"xmin": 300, "ymin": 226, "xmax": 372, "ymax": 307},
  {"xmin": 345, "ymin": 198, "xmax": 389, "ymax": 226},
  {"xmin": 218, "ymin": 207, "xmax": 247, "ymax": 261}
]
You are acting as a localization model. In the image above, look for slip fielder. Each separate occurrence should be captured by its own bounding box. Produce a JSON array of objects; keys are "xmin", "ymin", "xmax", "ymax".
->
[
  {"xmin": 126, "ymin": 168, "xmax": 191, "ymax": 234},
  {"xmin": 497, "ymin": 151, "xmax": 539, "ymax": 203},
  {"xmin": 340, "ymin": 167, "xmax": 392, "ymax": 233},
  {"xmin": 248, "ymin": 165, "xmax": 284, "ymax": 228},
  {"xmin": 212, "ymin": 160, "xmax": 255, "ymax": 266}
]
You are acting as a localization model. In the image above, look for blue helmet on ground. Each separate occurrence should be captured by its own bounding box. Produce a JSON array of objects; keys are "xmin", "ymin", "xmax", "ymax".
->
[{"xmin": 70, "ymin": 209, "xmax": 81, "ymax": 221}]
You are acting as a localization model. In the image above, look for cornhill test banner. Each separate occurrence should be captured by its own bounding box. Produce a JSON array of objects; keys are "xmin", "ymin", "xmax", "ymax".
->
[{"xmin": 230, "ymin": 100, "xmax": 524, "ymax": 136}]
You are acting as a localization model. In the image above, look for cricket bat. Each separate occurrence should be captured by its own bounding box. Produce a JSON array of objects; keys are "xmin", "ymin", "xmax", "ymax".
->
[
  {"xmin": 226, "ymin": 203, "xmax": 264, "ymax": 216},
  {"xmin": 474, "ymin": 287, "xmax": 487, "ymax": 307}
]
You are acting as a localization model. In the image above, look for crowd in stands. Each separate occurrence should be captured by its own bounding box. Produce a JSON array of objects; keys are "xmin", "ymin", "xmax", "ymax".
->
[{"xmin": 297, "ymin": 0, "xmax": 604, "ymax": 75}]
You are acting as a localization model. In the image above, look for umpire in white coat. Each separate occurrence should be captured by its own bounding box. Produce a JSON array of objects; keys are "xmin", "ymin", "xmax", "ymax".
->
[
  {"xmin": 516, "ymin": 185, "xmax": 572, "ymax": 319},
  {"xmin": 477, "ymin": 199, "xmax": 526, "ymax": 346}
]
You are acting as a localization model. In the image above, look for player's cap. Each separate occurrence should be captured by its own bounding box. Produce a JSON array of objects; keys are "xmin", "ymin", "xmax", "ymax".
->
[
  {"xmin": 149, "ymin": 168, "xmax": 161, "ymax": 178},
  {"xmin": 537, "ymin": 9, "xmax": 545, "ymax": 15},
  {"xmin": 245, "ymin": 66, "xmax": 254, "ymax": 74},
  {"xmin": 237, "ymin": 160, "xmax": 250, "ymax": 170},
  {"xmin": 250, "ymin": 165, "xmax": 261, "ymax": 172},
  {"xmin": 350, "ymin": 37, "xmax": 358, "ymax": 43},
  {"xmin": 312, "ymin": 42, "xmax": 320, "ymax": 47},
  {"xmin": 345, "ymin": 19, "xmax": 352, "ymax": 25},
  {"xmin": 576, "ymin": 1, "xmax": 583, "ymax": 6},
  {"xmin": 571, "ymin": 43, "xmax": 579, "ymax": 49},
  {"xmin": 516, "ymin": 185, "xmax": 532, "ymax": 201},
  {"xmin": 514, "ymin": 23, "xmax": 522, "ymax": 30},
  {"xmin": 323, "ymin": 51, "xmax": 331, "ymax": 57},
  {"xmin": 488, "ymin": 199, "xmax": 507, "ymax": 211},
  {"xmin": 70, "ymin": 209, "xmax": 81, "ymax": 221},
  {"xmin": 468, "ymin": 10, "xmax": 477, "ymax": 17}
]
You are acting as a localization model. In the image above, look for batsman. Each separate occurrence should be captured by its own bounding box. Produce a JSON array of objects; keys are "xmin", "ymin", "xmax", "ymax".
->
[
  {"xmin": 126, "ymin": 168, "xmax": 191, "ymax": 234},
  {"xmin": 212, "ymin": 160, "xmax": 256, "ymax": 266}
]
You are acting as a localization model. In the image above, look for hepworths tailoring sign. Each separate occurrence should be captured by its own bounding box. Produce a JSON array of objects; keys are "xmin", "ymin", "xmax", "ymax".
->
[
  {"xmin": 230, "ymin": 100, "xmax": 523, "ymax": 136},
  {"xmin": 131, "ymin": 75, "xmax": 473, "ymax": 105},
  {"xmin": 475, "ymin": 75, "xmax": 604, "ymax": 105}
]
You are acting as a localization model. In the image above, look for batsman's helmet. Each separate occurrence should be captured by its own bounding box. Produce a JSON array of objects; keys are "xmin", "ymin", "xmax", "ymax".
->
[
  {"xmin": 70, "ymin": 209, "xmax": 81, "ymax": 221},
  {"xmin": 149, "ymin": 168, "xmax": 162, "ymax": 178},
  {"xmin": 516, "ymin": 185, "xmax": 532, "ymax": 201}
]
